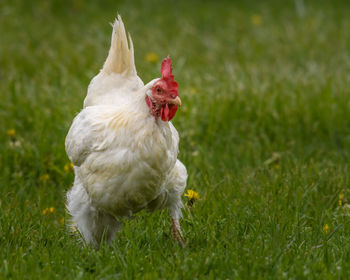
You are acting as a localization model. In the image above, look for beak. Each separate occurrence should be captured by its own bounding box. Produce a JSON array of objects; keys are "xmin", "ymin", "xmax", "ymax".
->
[{"xmin": 169, "ymin": 96, "xmax": 182, "ymax": 107}]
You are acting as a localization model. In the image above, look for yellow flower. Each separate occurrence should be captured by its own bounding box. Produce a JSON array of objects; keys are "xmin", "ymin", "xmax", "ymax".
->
[
  {"xmin": 64, "ymin": 162, "xmax": 74, "ymax": 173},
  {"xmin": 323, "ymin": 224, "xmax": 330, "ymax": 234},
  {"xmin": 42, "ymin": 207, "xmax": 55, "ymax": 215},
  {"xmin": 190, "ymin": 87, "xmax": 197, "ymax": 94},
  {"xmin": 184, "ymin": 189, "xmax": 199, "ymax": 200},
  {"xmin": 7, "ymin": 129, "xmax": 16, "ymax": 137},
  {"xmin": 184, "ymin": 189, "xmax": 199, "ymax": 205},
  {"xmin": 251, "ymin": 14, "xmax": 263, "ymax": 26},
  {"xmin": 144, "ymin": 52, "xmax": 159, "ymax": 63},
  {"xmin": 274, "ymin": 164, "xmax": 280, "ymax": 170},
  {"xmin": 39, "ymin": 174, "xmax": 50, "ymax": 182}
]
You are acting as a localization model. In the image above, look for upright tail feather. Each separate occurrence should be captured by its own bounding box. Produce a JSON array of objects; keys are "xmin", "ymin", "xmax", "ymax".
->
[{"xmin": 102, "ymin": 15, "xmax": 137, "ymax": 76}]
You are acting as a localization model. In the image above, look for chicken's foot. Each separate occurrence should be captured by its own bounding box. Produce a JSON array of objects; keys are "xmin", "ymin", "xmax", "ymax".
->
[{"xmin": 171, "ymin": 218, "xmax": 185, "ymax": 248}]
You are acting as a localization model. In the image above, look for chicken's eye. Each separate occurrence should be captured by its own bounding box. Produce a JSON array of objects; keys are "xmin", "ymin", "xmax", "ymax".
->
[{"xmin": 156, "ymin": 87, "xmax": 162, "ymax": 93}]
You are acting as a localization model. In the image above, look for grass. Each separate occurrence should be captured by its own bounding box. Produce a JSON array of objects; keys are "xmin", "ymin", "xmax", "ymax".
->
[{"xmin": 1, "ymin": 0, "xmax": 350, "ymax": 278}]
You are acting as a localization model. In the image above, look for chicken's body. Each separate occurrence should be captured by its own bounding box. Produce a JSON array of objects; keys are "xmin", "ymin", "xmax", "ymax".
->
[{"xmin": 65, "ymin": 16, "xmax": 187, "ymax": 247}]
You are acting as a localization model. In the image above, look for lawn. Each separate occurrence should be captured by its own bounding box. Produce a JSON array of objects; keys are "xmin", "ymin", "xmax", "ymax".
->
[{"xmin": 1, "ymin": 0, "xmax": 350, "ymax": 279}]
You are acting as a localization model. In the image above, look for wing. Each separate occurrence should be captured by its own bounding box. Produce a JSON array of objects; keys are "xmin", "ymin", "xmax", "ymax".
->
[
  {"xmin": 84, "ymin": 15, "xmax": 144, "ymax": 107},
  {"xmin": 66, "ymin": 108, "xmax": 97, "ymax": 166},
  {"xmin": 65, "ymin": 106, "xmax": 115, "ymax": 166}
]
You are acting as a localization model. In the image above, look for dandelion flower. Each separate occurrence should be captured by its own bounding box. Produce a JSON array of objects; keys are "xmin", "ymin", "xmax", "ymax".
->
[
  {"xmin": 323, "ymin": 224, "xmax": 330, "ymax": 234},
  {"xmin": 7, "ymin": 129, "xmax": 16, "ymax": 137},
  {"xmin": 274, "ymin": 164, "xmax": 281, "ymax": 170},
  {"xmin": 251, "ymin": 14, "xmax": 263, "ymax": 26},
  {"xmin": 190, "ymin": 87, "xmax": 197, "ymax": 94},
  {"xmin": 39, "ymin": 174, "xmax": 50, "ymax": 182},
  {"xmin": 64, "ymin": 162, "xmax": 74, "ymax": 173},
  {"xmin": 184, "ymin": 189, "xmax": 199, "ymax": 206},
  {"xmin": 42, "ymin": 207, "xmax": 55, "ymax": 215},
  {"xmin": 144, "ymin": 52, "xmax": 159, "ymax": 63},
  {"xmin": 64, "ymin": 165, "xmax": 69, "ymax": 173}
]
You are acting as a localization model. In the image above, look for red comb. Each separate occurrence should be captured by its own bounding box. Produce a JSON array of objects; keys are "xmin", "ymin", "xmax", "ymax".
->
[
  {"xmin": 161, "ymin": 56, "xmax": 173, "ymax": 79},
  {"xmin": 160, "ymin": 56, "xmax": 178, "ymax": 93}
]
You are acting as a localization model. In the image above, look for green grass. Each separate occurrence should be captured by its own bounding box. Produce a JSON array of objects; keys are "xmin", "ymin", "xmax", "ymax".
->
[{"xmin": 1, "ymin": 0, "xmax": 350, "ymax": 278}]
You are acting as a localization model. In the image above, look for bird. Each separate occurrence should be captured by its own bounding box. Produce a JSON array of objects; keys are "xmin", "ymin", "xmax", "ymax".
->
[{"xmin": 65, "ymin": 15, "xmax": 187, "ymax": 248}]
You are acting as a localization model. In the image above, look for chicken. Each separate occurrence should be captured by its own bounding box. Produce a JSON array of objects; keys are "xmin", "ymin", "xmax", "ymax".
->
[{"xmin": 65, "ymin": 16, "xmax": 187, "ymax": 248}]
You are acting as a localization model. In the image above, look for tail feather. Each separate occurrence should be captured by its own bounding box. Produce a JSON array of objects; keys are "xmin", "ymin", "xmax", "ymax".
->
[{"xmin": 102, "ymin": 15, "xmax": 137, "ymax": 76}]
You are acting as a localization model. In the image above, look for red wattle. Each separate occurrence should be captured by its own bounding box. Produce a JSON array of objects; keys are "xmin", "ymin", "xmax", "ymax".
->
[
  {"xmin": 160, "ymin": 103, "xmax": 178, "ymax": 121},
  {"xmin": 146, "ymin": 96, "xmax": 178, "ymax": 122},
  {"xmin": 168, "ymin": 105, "xmax": 178, "ymax": 121},
  {"xmin": 161, "ymin": 103, "xmax": 169, "ymax": 121}
]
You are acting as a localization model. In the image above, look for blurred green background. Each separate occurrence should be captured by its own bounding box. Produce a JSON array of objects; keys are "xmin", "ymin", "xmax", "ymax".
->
[{"xmin": 1, "ymin": 0, "xmax": 350, "ymax": 279}]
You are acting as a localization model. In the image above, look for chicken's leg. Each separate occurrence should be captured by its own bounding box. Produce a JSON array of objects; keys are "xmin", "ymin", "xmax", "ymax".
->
[{"xmin": 171, "ymin": 218, "xmax": 185, "ymax": 247}]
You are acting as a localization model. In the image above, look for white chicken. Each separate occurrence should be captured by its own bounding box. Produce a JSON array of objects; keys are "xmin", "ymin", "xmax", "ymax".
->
[{"xmin": 65, "ymin": 16, "xmax": 187, "ymax": 247}]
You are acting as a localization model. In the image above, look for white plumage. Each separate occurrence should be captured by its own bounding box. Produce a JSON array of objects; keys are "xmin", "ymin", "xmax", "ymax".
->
[{"xmin": 65, "ymin": 16, "xmax": 187, "ymax": 247}]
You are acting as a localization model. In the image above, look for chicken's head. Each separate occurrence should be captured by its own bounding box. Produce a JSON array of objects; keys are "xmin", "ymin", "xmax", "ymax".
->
[{"xmin": 145, "ymin": 56, "xmax": 181, "ymax": 121}]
